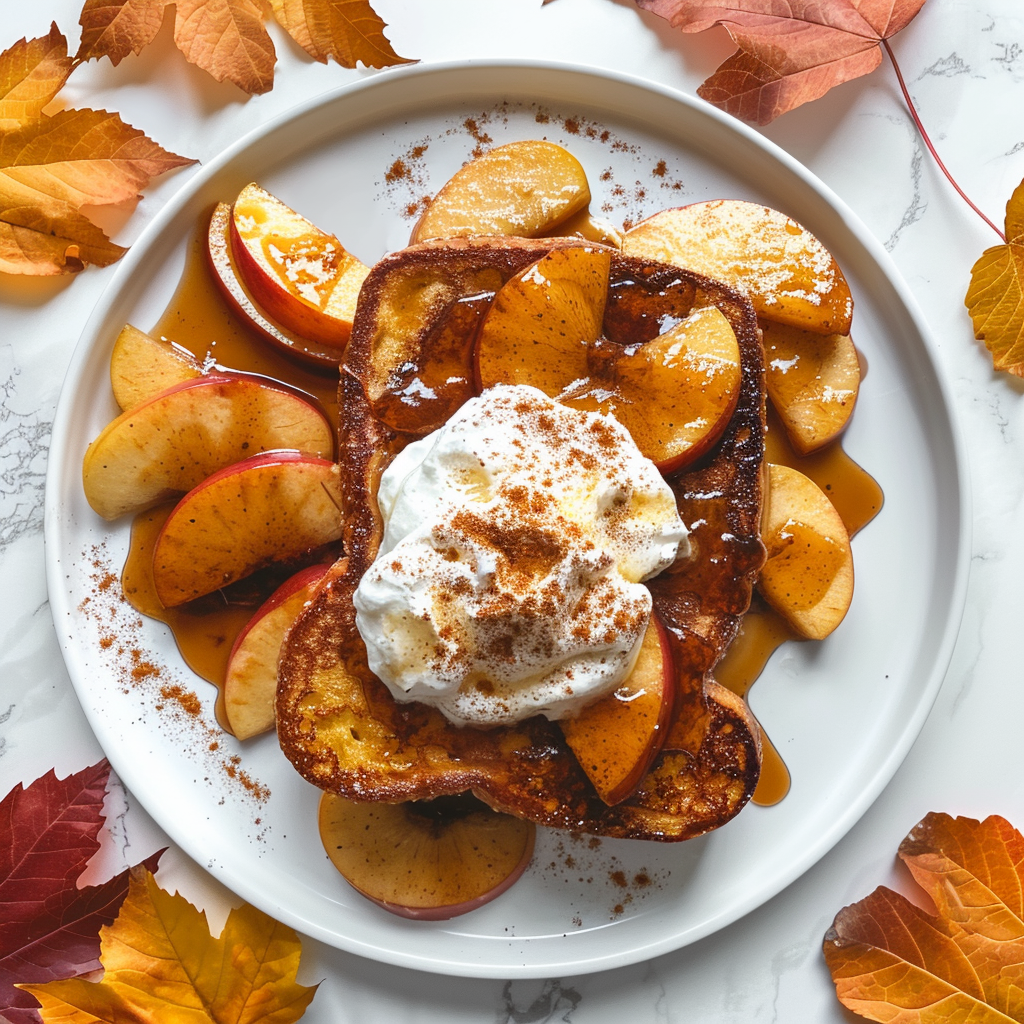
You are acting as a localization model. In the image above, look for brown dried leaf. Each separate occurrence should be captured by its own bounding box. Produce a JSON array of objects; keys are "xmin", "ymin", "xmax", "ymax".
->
[
  {"xmin": 966, "ymin": 181, "xmax": 1024, "ymax": 376},
  {"xmin": 824, "ymin": 812, "xmax": 1024, "ymax": 1023},
  {"xmin": 268, "ymin": 0, "xmax": 412, "ymax": 68},
  {"xmin": 21, "ymin": 866, "xmax": 318, "ymax": 1023},
  {"xmin": 0, "ymin": 24, "xmax": 74, "ymax": 129},
  {"xmin": 173, "ymin": 0, "xmax": 277, "ymax": 94},
  {"xmin": 77, "ymin": 0, "xmax": 170, "ymax": 66},
  {"xmin": 634, "ymin": 0, "xmax": 930, "ymax": 124}
]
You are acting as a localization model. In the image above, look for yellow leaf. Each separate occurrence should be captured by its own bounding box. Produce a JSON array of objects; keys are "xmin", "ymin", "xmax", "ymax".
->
[
  {"xmin": 77, "ymin": 0, "xmax": 170, "ymax": 66},
  {"xmin": 966, "ymin": 176, "xmax": 1024, "ymax": 377},
  {"xmin": 0, "ymin": 23, "xmax": 74, "ymax": 129},
  {"xmin": 173, "ymin": 0, "xmax": 277, "ymax": 95},
  {"xmin": 1005, "ymin": 180, "xmax": 1024, "ymax": 244},
  {"xmin": 966, "ymin": 241, "xmax": 1024, "ymax": 376},
  {"xmin": 268, "ymin": 0, "xmax": 412, "ymax": 68},
  {"xmin": 0, "ymin": 204, "xmax": 126, "ymax": 275},
  {"xmin": 0, "ymin": 109, "xmax": 194, "ymax": 209},
  {"xmin": 21, "ymin": 866, "xmax": 317, "ymax": 1023}
]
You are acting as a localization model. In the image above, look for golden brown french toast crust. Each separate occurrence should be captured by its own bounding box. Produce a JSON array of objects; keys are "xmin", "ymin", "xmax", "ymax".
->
[{"xmin": 277, "ymin": 237, "xmax": 766, "ymax": 841}]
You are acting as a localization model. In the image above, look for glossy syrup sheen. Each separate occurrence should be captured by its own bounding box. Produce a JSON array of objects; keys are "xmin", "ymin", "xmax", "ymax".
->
[
  {"xmin": 717, "ymin": 404, "xmax": 883, "ymax": 805},
  {"xmin": 123, "ymin": 220, "xmax": 883, "ymax": 808}
]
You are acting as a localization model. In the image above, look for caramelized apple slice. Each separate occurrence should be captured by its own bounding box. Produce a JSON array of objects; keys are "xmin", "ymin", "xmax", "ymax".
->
[
  {"xmin": 319, "ymin": 793, "xmax": 535, "ymax": 920},
  {"xmin": 761, "ymin": 320, "xmax": 860, "ymax": 454},
  {"xmin": 83, "ymin": 374, "xmax": 333, "ymax": 520},
  {"xmin": 411, "ymin": 141, "xmax": 592, "ymax": 243},
  {"xmin": 152, "ymin": 452, "xmax": 342, "ymax": 607},
  {"xmin": 759, "ymin": 463, "xmax": 853, "ymax": 640},
  {"xmin": 208, "ymin": 203, "xmax": 346, "ymax": 371},
  {"xmin": 622, "ymin": 201, "xmax": 853, "ymax": 335},
  {"xmin": 541, "ymin": 207, "xmax": 623, "ymax": 247},
  {"xmin": 560, "ymin": 614, "xmax": 675, "ymax": 806},
  {"xmin": 475, "ymin": 245, "xmax": 609, "ymax": 392},
  {"xmin": 110, "ymin": 324, "xmax": 202, "ymax": 411},
  {"xmin": 231, "ymin": 183, "xmax": 368, "ymax": 347},
  {"xmin": 223, "ymin": 562, "xmax": 332, "ymax": 740},
  {"xmin": 568, "ymin": 306, "xmax": 741, "ymax": 472}
]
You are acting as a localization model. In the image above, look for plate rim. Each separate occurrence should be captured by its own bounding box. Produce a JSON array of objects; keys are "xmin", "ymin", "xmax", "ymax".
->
[{"xmin": 44, "ymin": 58, "xmax": 972, "ymax": 977}]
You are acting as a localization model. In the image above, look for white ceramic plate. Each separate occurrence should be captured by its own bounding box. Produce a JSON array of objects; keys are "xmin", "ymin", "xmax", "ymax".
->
[{"xmin": 45, "ymin": 62, "xmax": 969, "ymax": 978}]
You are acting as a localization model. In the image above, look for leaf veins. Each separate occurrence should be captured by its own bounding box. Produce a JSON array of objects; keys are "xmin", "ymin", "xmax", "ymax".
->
[{"xmin": 633, "ymin": 0, "xmax": 930, "ymax": 124}]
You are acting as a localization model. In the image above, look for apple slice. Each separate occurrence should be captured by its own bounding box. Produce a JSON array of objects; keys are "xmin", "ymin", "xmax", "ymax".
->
[
  {"xmin": 560, "ymin": 614, "xmax": 675, "ymax": 805},
  {"xmin": 152, "ymin": 451, "xmax": 342, "ymax": 607},
  {"xmin": 761, "ymin": 320, "xmax": 860, "ymax": 454},
  {"xmin": 541, "ymin": 207, "xmax": 623, "ymax": 247},
  {"xmin": 110, "ymin": 323, "xmax": 202, "ymax": 411},
  {"xmin": 83, "ymin": 374, "xmax": 333, "ymax": 520},
  {"xmin": 223, "ymin": 562, "xmax": 332, "ymax": 740},
  {"xmin": 230, "ymin": 183, "xmax": 368, "ymax": 347},
  {"xmin": 622, "ymin": 200, "xmax": 853, "ymax": 335},
  {"xmin": 208, "ymin": 202, "xmax": 346, "ymax": 372},
  {"xmin": 759, "ymin": 463, "xmax": 853, "ymax": 640},
  {"xmin": 475, "ymin": 245, "xmax": 610, "ymax": 393},
  {"xmin": 319, "ymin": 793, "xmax": 535, "ymax": 919},
  {"xmin": 411, "ymin": 140, "xmax": 592, "ymax": 243},
  {"xmin": 565, "ymin": 306, "xmax": 742, "ymax": 473}
]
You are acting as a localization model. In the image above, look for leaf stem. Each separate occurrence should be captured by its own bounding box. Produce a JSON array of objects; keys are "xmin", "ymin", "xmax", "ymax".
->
[{"xmin": 883, "ymin": 39, "xmax": 1005, "ymax": 242}]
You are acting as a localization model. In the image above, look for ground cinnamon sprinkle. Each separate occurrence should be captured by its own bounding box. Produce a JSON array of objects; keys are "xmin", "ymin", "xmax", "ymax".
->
[
  {"xmin": 385, "ymin": 159, "xmax": 408, "ymax": 183},
  {"xmin": 380, "ymin": 102, "xmax": 686, "ymax": 231},
  {"xmin": 80, "ymin": 543, "xmax": 271, "ymax": 811},
  {"xmin": 543, "ymin": 832, "xmax": 668, "ymax": 923}
]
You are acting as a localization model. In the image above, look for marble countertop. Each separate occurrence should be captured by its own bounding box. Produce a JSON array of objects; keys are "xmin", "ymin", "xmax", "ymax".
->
[{"xmin": 4, "ymin": 0, "xmax": 1024, "ymax": 1020}]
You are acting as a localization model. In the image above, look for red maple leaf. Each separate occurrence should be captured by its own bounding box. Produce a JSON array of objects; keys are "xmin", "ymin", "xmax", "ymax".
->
[
  {"xmin": 635, "ymin": 0, "xmax": 929, "ymax": 124},
  {"xmin": 0, "ymin": 760, "xmax": 160, "ymax": 1024}
]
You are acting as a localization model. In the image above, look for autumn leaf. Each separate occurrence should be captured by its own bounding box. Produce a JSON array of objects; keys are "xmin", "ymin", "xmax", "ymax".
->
[
  {"xmin": 0, "ymin": 23, "xmax": 74, "ymax": 129},
  {"xmin": 633, "ymin": 0, "xmax": 929, "ymax": 124},
  {"xmin": 966, "ymin": 180, "xmax": 1024, "ymax": 376},
  {"xmin": 20, "ymin": 867, "xmax": 318, "ymax": 1024},
  {"xmin": 268, "ymin": 0, "xmax": 413, "ymax": 68},
  {"xmin": 0, "ymin": 760, "xmax": 161, "ymax": 1024},
  {"xmin": 76, "ymin": 0, "xmax": 411, "ymax": 95},
  {"xmin": 77, "ymin": 0, "xmax": 169, "ymax": 68},
  {"xmin": 0, "ymin": 26, "xmax": 194, "ymax": 275},
  {"xmin": 824, "ymin": 811, "xmax": 1024, "ymax": 1023}
]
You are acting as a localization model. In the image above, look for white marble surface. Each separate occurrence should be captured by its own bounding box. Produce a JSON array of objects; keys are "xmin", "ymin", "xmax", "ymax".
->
[{"xmin": 3, "ymin": 0, "xmax": 1023, "ymax": 1020}]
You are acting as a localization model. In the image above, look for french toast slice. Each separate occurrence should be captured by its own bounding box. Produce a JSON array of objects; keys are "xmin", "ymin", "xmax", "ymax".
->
[{"xmin": 277, "ymin": 237, "xmax": 766, "ymax": 841}]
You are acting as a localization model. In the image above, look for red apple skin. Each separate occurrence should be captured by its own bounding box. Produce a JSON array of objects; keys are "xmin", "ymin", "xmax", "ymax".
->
[
  {"xmin": 82, "ymin": 373, "xmax": 334, "ymax": 521},
  {"xmin": 229, "ymin": 184, "xmax": 367, "ymax": 348},
  {"xmin": 222, "ymin": 562, "xmax": 333, "ymax": 740},
  {"xmin": 228, "ymin": 562, "xmax": 333, "ymax": 662},
  {"xmin": 207, "ymin": 203, "xmax": 345, "ymax": 373},
  {"xmin": 152, "ymin": 451, "xmax": 342, "ymax": 607}
]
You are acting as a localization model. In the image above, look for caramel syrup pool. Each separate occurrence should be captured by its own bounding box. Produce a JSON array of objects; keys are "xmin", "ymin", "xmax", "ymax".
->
[{"xmin": 121, "ymin": 219, "xmax": 882, "ymax": 806}]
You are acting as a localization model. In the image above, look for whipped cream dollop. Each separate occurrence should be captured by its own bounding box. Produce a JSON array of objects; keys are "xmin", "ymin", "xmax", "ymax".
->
[{"xmin": 353, "ymin": 385, "xmax": 688, "ymax": 726}]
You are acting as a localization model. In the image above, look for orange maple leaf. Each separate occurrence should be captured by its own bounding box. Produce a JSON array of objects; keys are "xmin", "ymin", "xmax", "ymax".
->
[
  {"xmin": 966, "ymin": 181, "xmax": 1024, "ymax": 376},
  {"xmin": 269, "ymin": 0, "xmax": 413, "ymax": 68},
  {"xmin": 824, "ymin": 812, "xmax": 1024, "ymax": 1022},
  {"xmin": 77, "ymin": 0, "xmax": 411, "ymax": 95},
  {"xmin": 0, "ymin": 26, "xmax": 193, "ymax": 275},
  {"xmin": 634, "ymin": 0, "xmax": 929, "ymax": 124},
  {"xmin": 19, "ymin": 866, "xmax": 318, "ymax": 1023}
]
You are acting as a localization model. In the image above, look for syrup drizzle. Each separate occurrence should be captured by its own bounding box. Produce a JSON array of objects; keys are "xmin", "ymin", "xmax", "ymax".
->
[
  {"xmin": 717, "ymin": 403, "xmax": 883, "ymax": 805},
  {"xmin": 123, "ymin": 219, "xmax": 883, "ymax": 808}
]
